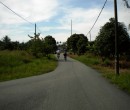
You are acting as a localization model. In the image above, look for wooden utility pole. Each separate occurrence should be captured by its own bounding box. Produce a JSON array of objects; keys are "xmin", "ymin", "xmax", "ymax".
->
[{"xmin": 114, "ymin": 0, "xmax": 119, "ymax": 75}]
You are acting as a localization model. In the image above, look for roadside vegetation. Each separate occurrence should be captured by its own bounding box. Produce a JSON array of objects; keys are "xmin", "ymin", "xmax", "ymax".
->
[
  {"xmin": 67, "ymin": 18, "xmax": 130, "ymax": 94},
  {"xmin": 0, "ymin": 34, "xmax": 58, "ymax": 82},
  {"xmin": 69, "ymin": 54, "xmax": 130, "ymax": 94},
  {"xmin": 0, "ymin": 50, "xmax": 57, "ymax": 82}
]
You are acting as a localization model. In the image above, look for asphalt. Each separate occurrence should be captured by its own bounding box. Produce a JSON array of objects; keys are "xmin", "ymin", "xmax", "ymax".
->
[{"xmin": 0, "ymin": 55, "xmax": 130, "ymax": 110}]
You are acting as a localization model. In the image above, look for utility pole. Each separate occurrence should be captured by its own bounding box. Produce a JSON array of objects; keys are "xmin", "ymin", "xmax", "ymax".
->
[
  {"xmin": 34, "ymin": 23, "xmax": 37, "ymax": 40},
  {"xmin": 28, "ymin": 23, "xmax": 40, "ymax": 40},
  {"xmin": 114, "ymin": 0, "xmax": 119, "ymax": 75},
  {"xmin": 35, "ymin": 23, "xmax": 36, "ymax": 36},
  {"xmin": 71, "ymin": 19, "xmax": 72, "ymax": 36}
]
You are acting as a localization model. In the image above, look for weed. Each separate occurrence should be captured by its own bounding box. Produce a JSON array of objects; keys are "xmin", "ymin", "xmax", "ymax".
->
[{"xmin": 0, "ymin": 50, "xmax": 57, "ymax": 82}]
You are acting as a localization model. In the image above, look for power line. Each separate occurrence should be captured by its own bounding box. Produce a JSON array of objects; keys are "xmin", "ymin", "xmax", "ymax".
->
[
  {"xmin": 87, "ymin": 0, "xmax": 108, "ymax": 36},
  {"xmin": 0, "ymin": 1, "xmax": 42, "ymax": 35},
  {"xmin": 0, "ymin": 1, "xmax": 33, "ymax": 25},
  {"xmin": 123, "ymin": 0, "xmax": 130, "ymax": 8}
]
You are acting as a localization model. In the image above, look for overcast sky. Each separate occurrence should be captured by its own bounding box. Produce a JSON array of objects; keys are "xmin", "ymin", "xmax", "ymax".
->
[{"xmin": 0, "ymin": 0, "xmax": 130, "ymax": 42}]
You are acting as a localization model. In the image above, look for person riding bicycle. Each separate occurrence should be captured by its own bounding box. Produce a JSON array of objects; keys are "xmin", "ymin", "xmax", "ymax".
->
[
  {"xmin": 63, "ymin": 51, "xmax": 67, "ymax": 61},
  {"xmin": 56, "ymin": 50, "xmax": 60, "ymax": 59}
]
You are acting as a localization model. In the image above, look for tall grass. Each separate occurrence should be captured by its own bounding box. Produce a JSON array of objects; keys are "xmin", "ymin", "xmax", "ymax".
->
[
  {"xmin": 0, "ymin": 50, "xmax": 57, "ymax": 82},
  {"xmin": 69, "ymin": 53, "xmax": 100, "ymax": 66},
  {"xmin": 103, "ymin": 71, "xmax": 130, "ymax": 94}
]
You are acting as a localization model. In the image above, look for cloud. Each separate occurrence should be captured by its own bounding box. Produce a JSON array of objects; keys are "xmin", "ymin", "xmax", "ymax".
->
[
  {"xmin": 53, "ymin": 32, "xmax": 70, "ymax": 42},
  {"xmin": 0, "ymin": 0, "xmax": 130, "ymax": 42},
  {"xmin": 0, "ymin": 0, "xmax": 59, "ymax": 24},
  {"xmin": 58, "ymin": 7, "xmax": 113, "ymax": 40}
]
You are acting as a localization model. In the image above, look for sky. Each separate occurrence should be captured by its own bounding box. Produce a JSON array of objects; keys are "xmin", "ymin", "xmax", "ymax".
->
[{"xmin": 0, "ymin": 0, "xmax": 130, "ymax": 43}]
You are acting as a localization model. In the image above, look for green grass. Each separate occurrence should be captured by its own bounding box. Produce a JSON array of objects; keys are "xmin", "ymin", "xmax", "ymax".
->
[
  {"xmin": 70, "ymin": 54, "xmax": 100, "ymax": 66},
  {"xmin": 70, "ymin": 53, "xmax": 130, "ymax": 94},
  {"xmin": 0, "ymin": 50, "xmax": 58, "ymax": 82},
  {"xmin": 103, "ymin": 71, "xmax": 130, "ymax": 94}
]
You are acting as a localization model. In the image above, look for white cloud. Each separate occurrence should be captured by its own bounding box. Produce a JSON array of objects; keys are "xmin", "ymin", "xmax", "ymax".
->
[
  {"xmin": 0, "ymin": 0, "xmax": 130, "ymax": 42},
  {"xmin": 58, "ymin": 7, "xmax": 113, "ymax": 41},
  {"xmin": 0, "ymin": 0, "xmax": 59, "ymax": 24},
  {"xmin": 53, "ymin": 32, "xmax": 70, "ymax": 42}
]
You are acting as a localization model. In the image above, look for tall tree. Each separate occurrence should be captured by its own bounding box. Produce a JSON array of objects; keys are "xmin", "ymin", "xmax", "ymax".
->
[
  {"xmin": 95, "ymin": 18, "xmax": 130, "ymax": 58},
  {"xmin": 77, "ymin": 34, "xmax": 88, "ymax": 55},
  {"xmin": 44, "ymin": 35, "xmax": 57, "ymax": 54},
  {"xmin": 27, "ymin": 37, "xmax": 44, "ymax": 57},
  {"xmin": 1, "ymin": 36, "xmax": 12, "ymax": 50},
  {"xmin": 67, "ymin": 34, "xmax": 88, "ymax": 54}
]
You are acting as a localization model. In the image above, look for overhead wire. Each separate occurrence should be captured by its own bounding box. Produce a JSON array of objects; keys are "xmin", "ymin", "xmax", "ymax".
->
[
  {"xmin": 0, "ymin": 1, "xmax": 42, "ymax": 35},
  {"xmin": 0, "ymin": 1, "xmax": 33, "ymax": 25},
  {"xmin": 87, "ymin": 0, "xmax": 108, "ymax": 36},
  {"xmin": 1, "ymin": 0, "xmax": 108, "ymax": 38}
]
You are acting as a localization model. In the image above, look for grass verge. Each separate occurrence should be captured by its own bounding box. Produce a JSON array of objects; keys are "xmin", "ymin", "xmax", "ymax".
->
[
  {"xmin": 0, "ymin": 50, "xmax": 58, "ymax": 82},
  {"xmin": 70, "ymin": 54, "xmax": 130, "ymax": 94}
]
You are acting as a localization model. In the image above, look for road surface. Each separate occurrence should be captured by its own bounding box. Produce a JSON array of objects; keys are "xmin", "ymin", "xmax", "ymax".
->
[{"xmin": 0, "ymin": 55, "xmax": 130, "ymax": 110}]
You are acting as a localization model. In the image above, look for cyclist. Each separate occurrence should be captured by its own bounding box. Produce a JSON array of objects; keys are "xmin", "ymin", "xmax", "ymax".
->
[
  {"xmin": 56, "ymin": 50, "xmax": 60, "ymax": 59},
  {"xmin": 63, "ymin": 51, "xmax": 67, "ymax": 61}
]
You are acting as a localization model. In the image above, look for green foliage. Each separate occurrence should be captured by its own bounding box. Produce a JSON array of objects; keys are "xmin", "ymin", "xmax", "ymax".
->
[
  {"xmin": 27, "ymin": 35, "xmax": 57, "ymax": 58},
  {"xmin": 1, "ymin": 36, "xmax": 12, "ymax": 50},
  {"xmin": 95, "ymin": 18, "xmax": 130, "ymax": 58},
  {"xmin": 0, "ymin": 34, "xmax": 57, "ymax": 58},
  {"xmin": 103, "ymin": 73, "xmax": 130, "ymax": 94},
  {"xmin": 0, "ymin": 50, "xmax": 33, "ymax": 69},
  {"xmin": 71, "ymin": 54, "xmax": 100, "ymax": 66},
  {"xmin": 67, "ymin": 34, "xmax": 88, "ymax": 54},
  {"xmin": 44, "ymin": 35, "xmax": 57, "ymax": 54},
  {"xmin": 28, "ymin": 39, "xmax": 44, "ymax": 57},
  {"xmin": 87, "ymin": 41, "xmax": 97, "ymax": 54},
  {"xmin": 0, "ymin": 36, "xmax": 27, "ymax": 50},
  {"xmin": 0, "ymin": 50, "xmax": 57, "ymax": 82}
]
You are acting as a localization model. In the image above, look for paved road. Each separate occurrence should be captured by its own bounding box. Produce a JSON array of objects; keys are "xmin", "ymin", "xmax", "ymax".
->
[{"xmin": 0, "ymin": 55, "xmax": 130, "ymax": 110}]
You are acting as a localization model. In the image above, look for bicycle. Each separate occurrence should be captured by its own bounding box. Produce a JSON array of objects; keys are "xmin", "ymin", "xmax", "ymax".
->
[{"xmin": 57, "ymin": 53, "xmax": 60, "ymax": 59}]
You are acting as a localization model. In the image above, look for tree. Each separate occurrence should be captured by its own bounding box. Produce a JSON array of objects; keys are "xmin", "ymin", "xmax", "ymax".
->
[
  {"xmin": 95, "ymin": 18, "xmax": 130, "ymax": 58},
  {"xmin": 67, "ymin": 34, "xmax": 88, "ymax": 54},
  {"xmin": 11, "ymin": 41, "xmax": 20, "ymax": 50},
  {"xmin": 87, "ymin": 41, "xmax": 96, "ymax": 53},
  {"xmin": 44, "ymin": 35, "xmax": 57, "ymax": 54},
  {"xmin": 0, "ymin": 36, "xmax": 27, "ymax": 50},
  {"xmin": 0, "ymin": 40, "xmax": 4, "ymax": 50},
  {"xmin": 27, "ymin": 38, "xmax": 44, "ymax": 57},
  {"xmin": 1, "ymin": 36, "xmax": 12, "ymax": 50},
  {"xmin": 27, "ymin": 35, "xmax": 57, "ymax": 58},
  {"xmin": 77, "ymin": 34, "xmax": 88, "ymax": 55},
  {"xmin": 67, "ymin": 34, "xmax": 79, "ymax": 54}
]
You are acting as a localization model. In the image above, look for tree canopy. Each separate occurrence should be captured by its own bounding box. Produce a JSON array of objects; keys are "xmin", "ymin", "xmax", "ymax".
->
[
  {"xmin": 95, "ymin": 18, "xmax": 130, "ymax": 58},
  {"xmin": 27, "ymin": 35, "xmax": 57, "ymax": 58},
  {"xmin": 43, "ymin": 35, "xmax": 57, "ymax": 56},
  {"xmin": 67, "ymin": 34, "xmax": 88, "ymax": 55},
  {"xmin": 44, "ymin": 35, "xmax": 57, "ymax": 53}
]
